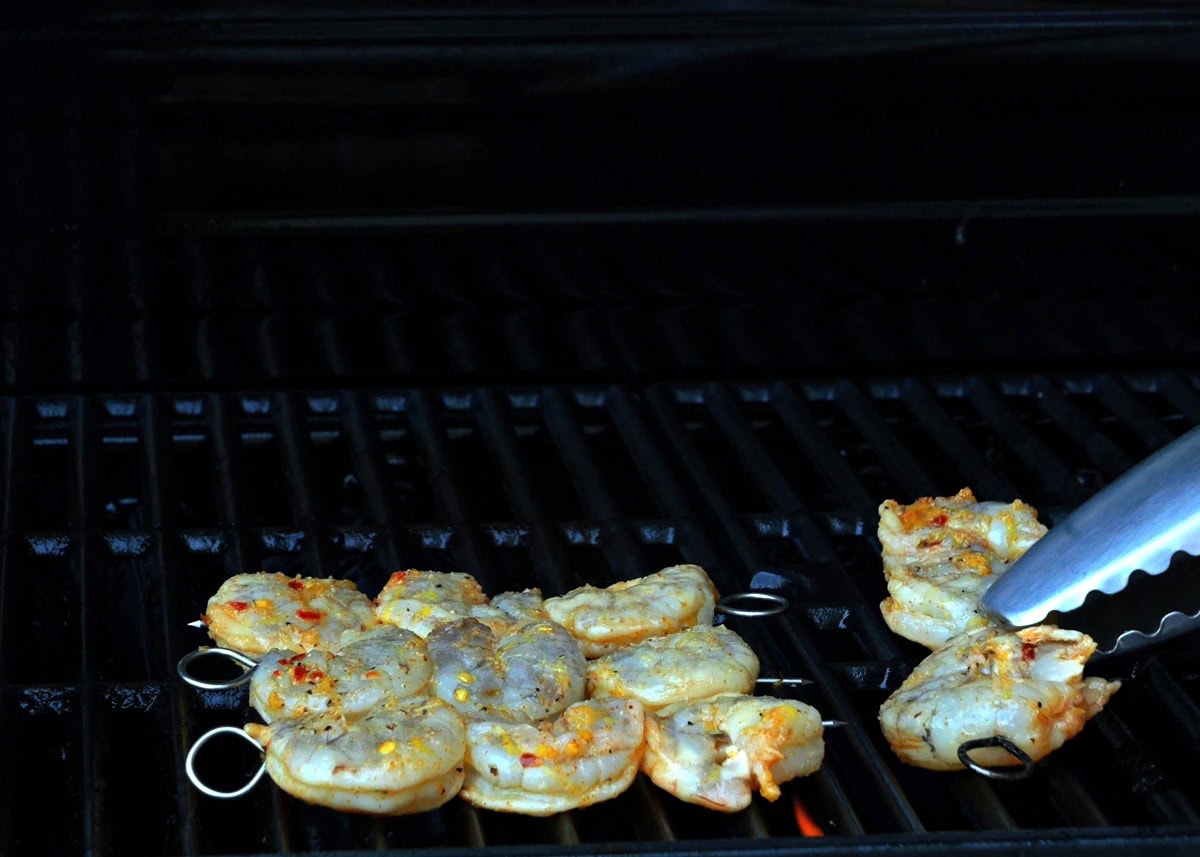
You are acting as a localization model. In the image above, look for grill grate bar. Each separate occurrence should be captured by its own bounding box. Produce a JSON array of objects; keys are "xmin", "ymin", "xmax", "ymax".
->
[
  {"xmin": 271, "ymin": 393, "xmax": 331, "ymax": 579},
  {"xmin": 1041, "ymin": 767, "xmax": 1111, "ymax": 828},
  {"xmin": 472, "ymin": 387, "xmax": 579, "ymax": 597},
  {"xmin": 897, "ymin": 379, "xmax": 1021, "ymax": 501},
  {"xmin": 962, "ymin": 378, "xmax": 1086, "ymax": 508},
  {"xmin": 337, "ymin": 391, "xmax": 402, "ymax": 570},
  {"xmin": 1091, "ymin": 711, "xmax": 1200, "ymax": 826},
  {"xmin": 406, "ymin": 390, "xmax": 493, "ymax": 578},
  {"xmin": 72, "ymin": 397, "xmax": 100, "ymax": 854},
  {"xmin": 833, "ymin": 381, "xmax": 938, "ymax": 501},
  {"xmin": 1029, "ymin": 376, "xmax": 1135, "ymax": 482},
  {"xmin": 950, "ymin": 777, "xmax": 1017, "ymax": 831},
  {"xmin": 1093, "ymin": 376, "xmax": 1179, "ymax": 452},
  {"xmin": 772, "ymin": 381, "xmax": 876, "ymax": 513},
  {"xmin": 1153, "ymin": 373, "xmax": 1200, "ymax": 425},
  {"xmin": 142, "ymin": 395, "xmax": 200, "ymax": 855}
]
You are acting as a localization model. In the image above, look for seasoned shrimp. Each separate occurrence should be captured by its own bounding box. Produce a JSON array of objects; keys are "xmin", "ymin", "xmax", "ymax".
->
[
  {"xmin": 249, "ymin": 626, "xmax": 432, "ymax": 723},
  {"xmin": 467, "ymin": 588, "xmax": 551, "ymax": 635},
  {"xmin": 203, "ymin": 572, "xmax": 377, "ymax": 657},
  {"xmin": 642, "ymin": 693, "xmax": 825, "ymax": 812},
  {"xmin": 544, "ymin": 564, "xmax": 719, "ymax": 658},
  {"xmin": 374, "ymin": 570, "xmax": 489, "ymax": 638},
  {"xmin": 426, "ymin": 618, "xmax": 586, "ymax": 723},
  {"xmin": 878, "ymin": 625, "xmax": 1120, "ymax": 771},
  {"xmin": 878, "ymin": 489, "xmax": 1048, "ymax": 649},
  {"xmin": 244, "ymin": 697, "xmax": 467, "ymax": 815},
  {"xmin": 461, "ymin": 698, "xmax": 645, "ymax": 816},
  {"xmin": 586, "ymin": 625, "xmax": 759, "ymax": 712}
]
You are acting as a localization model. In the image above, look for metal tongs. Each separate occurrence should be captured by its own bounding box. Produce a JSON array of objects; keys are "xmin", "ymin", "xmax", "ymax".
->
[{"xmin": 982, "ymin": 424, "xmax": 1200, "ymax": 657}]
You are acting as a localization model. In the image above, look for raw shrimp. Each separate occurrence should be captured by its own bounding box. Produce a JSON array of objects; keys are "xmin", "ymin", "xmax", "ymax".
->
[
  {"xmin": 374, "ymin": 570, "xmax": 489, "ymax": 638},
  {"xmin": 244, "ymin": 697, "xmax": 467, "ymax": 815},
  {"xmin": 878, "ymin": 489, "xmax": 1048, "ymax": 649},
  {"xmin": 878, "ymin": 625, "xmax": 1120, "ymax": 771},
  {"xmin": 249, "ymin": 625, "xmax": 432, "ymax": 723},
  {"xmin": 460, "ymin": 698, "xmax": 646, "ymax": 816},
  {"xmin": 544, "ymin": 564, "xmax": 719, "ymax": 658},
  {"xmin": 203, "ymin": 572, "xmax": 377, "ymax": 657},
  {"xmin": 642, "ymin": 693, "xmax": 825, "ymax": 812},
  {"xmin": 586, "ymin": 624, "xmax": 759, "ymax": 711},
  {"xmin": 426, "ymin": 617, "xmax": 587, "ymax": 722}
]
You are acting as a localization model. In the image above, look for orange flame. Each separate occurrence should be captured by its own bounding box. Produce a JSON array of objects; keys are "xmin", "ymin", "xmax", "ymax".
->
[{"xmin": 791, "ymin": 794, "xmax": 825, "ymax": 837}]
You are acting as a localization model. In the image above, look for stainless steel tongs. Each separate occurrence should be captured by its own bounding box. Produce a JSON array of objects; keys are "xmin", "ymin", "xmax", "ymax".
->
[{"xmin": 982, "ymin": 424, "xmax": 1200, "ymax": 656}]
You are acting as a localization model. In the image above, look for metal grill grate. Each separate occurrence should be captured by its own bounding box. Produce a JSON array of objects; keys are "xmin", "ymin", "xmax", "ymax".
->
[{"xmin": 3, "ymin": 373, "xmax": 1200, "ymax": 855}]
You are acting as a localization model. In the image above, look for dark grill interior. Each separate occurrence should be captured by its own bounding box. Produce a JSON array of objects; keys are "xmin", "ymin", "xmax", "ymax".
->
[{"xmin": 6, "ymin": 4, "xmax": 1200, "ymax": 856}]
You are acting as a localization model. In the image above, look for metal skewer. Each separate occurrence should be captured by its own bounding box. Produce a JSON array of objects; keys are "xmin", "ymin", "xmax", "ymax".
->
[{"xmin": 755, "ymin": 676, "xmax": 812, "ymax": 687}]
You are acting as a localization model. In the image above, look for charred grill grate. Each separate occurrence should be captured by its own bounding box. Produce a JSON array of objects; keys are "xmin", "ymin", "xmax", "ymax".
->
[{"xmin": 3, "ymin": 373, "xmax": 1200, "ymax": 854}]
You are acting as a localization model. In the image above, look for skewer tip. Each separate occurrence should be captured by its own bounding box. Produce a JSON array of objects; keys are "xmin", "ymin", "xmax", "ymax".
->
[{"xmin": 755, "ymin": 676, "xmax": 813, "ymax": 686}]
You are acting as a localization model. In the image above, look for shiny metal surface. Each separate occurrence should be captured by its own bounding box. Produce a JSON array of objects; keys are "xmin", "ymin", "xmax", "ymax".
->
[{"xmin": 982, "ymin": 424, "xmax": 1200, "ymax": 653}]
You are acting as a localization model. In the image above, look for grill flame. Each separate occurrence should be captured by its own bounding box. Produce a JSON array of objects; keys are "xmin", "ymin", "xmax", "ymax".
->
[{"xmin": 791, "ymin": 794, "xmax": 824, "ymax": 837}]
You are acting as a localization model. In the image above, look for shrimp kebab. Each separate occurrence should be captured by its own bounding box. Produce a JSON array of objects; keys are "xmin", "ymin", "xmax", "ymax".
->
[
  {"xmin": 186, "ymin": 564, "xmax": 831, "ymax": 815},
  {"xmin": 875, "ymin": 490, "xmax": 1120, "ymax": 775}
]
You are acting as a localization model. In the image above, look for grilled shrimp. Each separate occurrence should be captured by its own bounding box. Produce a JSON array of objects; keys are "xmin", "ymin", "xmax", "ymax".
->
[
  {"xmin": 586, "ymin": 625, "xmax": 759, "ymax": 712},
  {"xmin": 203, "ymin": 572, "xmax": 378, "ymax": 657},
  {"xmin": 642, "ymin": 693, "xmax": 825, "ymax": 812},
  {"xmin": 878, "ymin": 625, "xmax": 1120, "ymax": 771},
  {"xmin": 878, "ymin": 489, "xmax": 1048, "ymax": 649},
  {"xmin": 374, "ymin": 570, "xmax": 490, "ymax": 638},
  {"xmin": 249, "ymin": 626, "xmax": 432, "ymax": 723},
  {"xmin": 461, "ymin": 698, "xmax": 646, "ymax": 816},
  {"xmin": 467, "ymin": 588, "xmax": 551, "ymax": 635},
  {"xmin": 426, "ymin": 617, "xmax": 587, "ymax": 723},
  {"xmin": 544, "ymin": 564, "xmax": 719, "ymax": 658},
  {"xmin": 244, "ymin": 698, "xmax": 467, "ymax": 815}
]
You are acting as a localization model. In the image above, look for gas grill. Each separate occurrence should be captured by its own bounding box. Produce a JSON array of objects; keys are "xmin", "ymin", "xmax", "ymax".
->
[{"xmin": 5, "ymin": 4, "xmax": 1200, "ymax": 856}]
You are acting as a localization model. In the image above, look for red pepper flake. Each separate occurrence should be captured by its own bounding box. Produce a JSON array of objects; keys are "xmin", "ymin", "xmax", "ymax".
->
[
  {"xmin": 309, "ymin": 671, "xmax": 325, "ymax": 681},
  {"xmin": 387, "ymin": 571, "xmax": 407, "ymax": 585},
  {"xmin": 278, "ymin": 654, "xmax": 306, "ymax": 666},
  {"xmin": 1022, "ymin": 643, "xmax": 1037, "ymax": 662},
  {"xmin": 292, "ymin": 664, "xmax": 309, "ymax": 682},
  {"xmin": 272, "ymin": 670, "xmax": 282, "ymax": 678},
  {"xmin": 931, "ymin": 514, "xmax": 949, "ymax": 527},
  {"xmin": 296, "ymin": 609, "xmax": 323, "ymax": 622},
  {"xmin": 287, "ymin": 579, "xmax": 305, "ymax": 591},
  {"xmin": 519, "ymin": 753, "xmax": 542, "ymax": 768},
  {"xmin": 228, "ymin": 601, "xmax": 249, "ymax": 612}
]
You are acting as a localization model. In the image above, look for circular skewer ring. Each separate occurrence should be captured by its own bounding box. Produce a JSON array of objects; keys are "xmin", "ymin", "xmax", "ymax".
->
[
  {"xmin": 185, "ymin": 725, "xmax": 267, "ymax": 799},
  {"xmin": 716, "ymin": 591, "xmax": 789, "ymax": 618},
  {"xmin": 957, "ymin": 736, "xmax": 1036, "ymax": 781},
  {"xmin": 177, "ymin": 647, "xmax": 258, "ymax": 690}
]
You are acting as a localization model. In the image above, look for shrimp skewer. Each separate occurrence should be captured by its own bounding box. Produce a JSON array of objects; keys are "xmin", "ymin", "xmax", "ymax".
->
[
  {"xmin": 249, "ymin": 626, "xmax": 432, "ymax": 723},
  {"xmin": 426, "ymin": 617, "xmax": 587, "ymax": 723},
  {"xmin": 203, "ymin": 572, "xmax": 378, "ymax": 657},
  {"xmin": 375, "ymin": 569, "xmax": 549, "ymax": 638},
  {"xmin": 544, "ymin": 564, "xmax": 719, "ymax": 658},
  {"xmin": 878, "ymin": 488, "xmax": 1048, "ymax": 649},
  {"xmin": 878, "ymin": 625, "xmax": 1120, "ymax": 771},
  {"xmin": 586, "ymin": 624, "xmax": 759, "ymax": 712},
  {"xmin": 642, "ymin": 693, "xmax": 825, "ymax": 812},
  {"xmin": 461, "ymin": 698, "xmax": 646, "ymax": 816},
  {"xmin": 374, "ymin": 570, "xmax": 490, "ymax": 638},
  {"xmin": 244, "ymin": 698, "xmax": 467, "ymax": 815}
]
